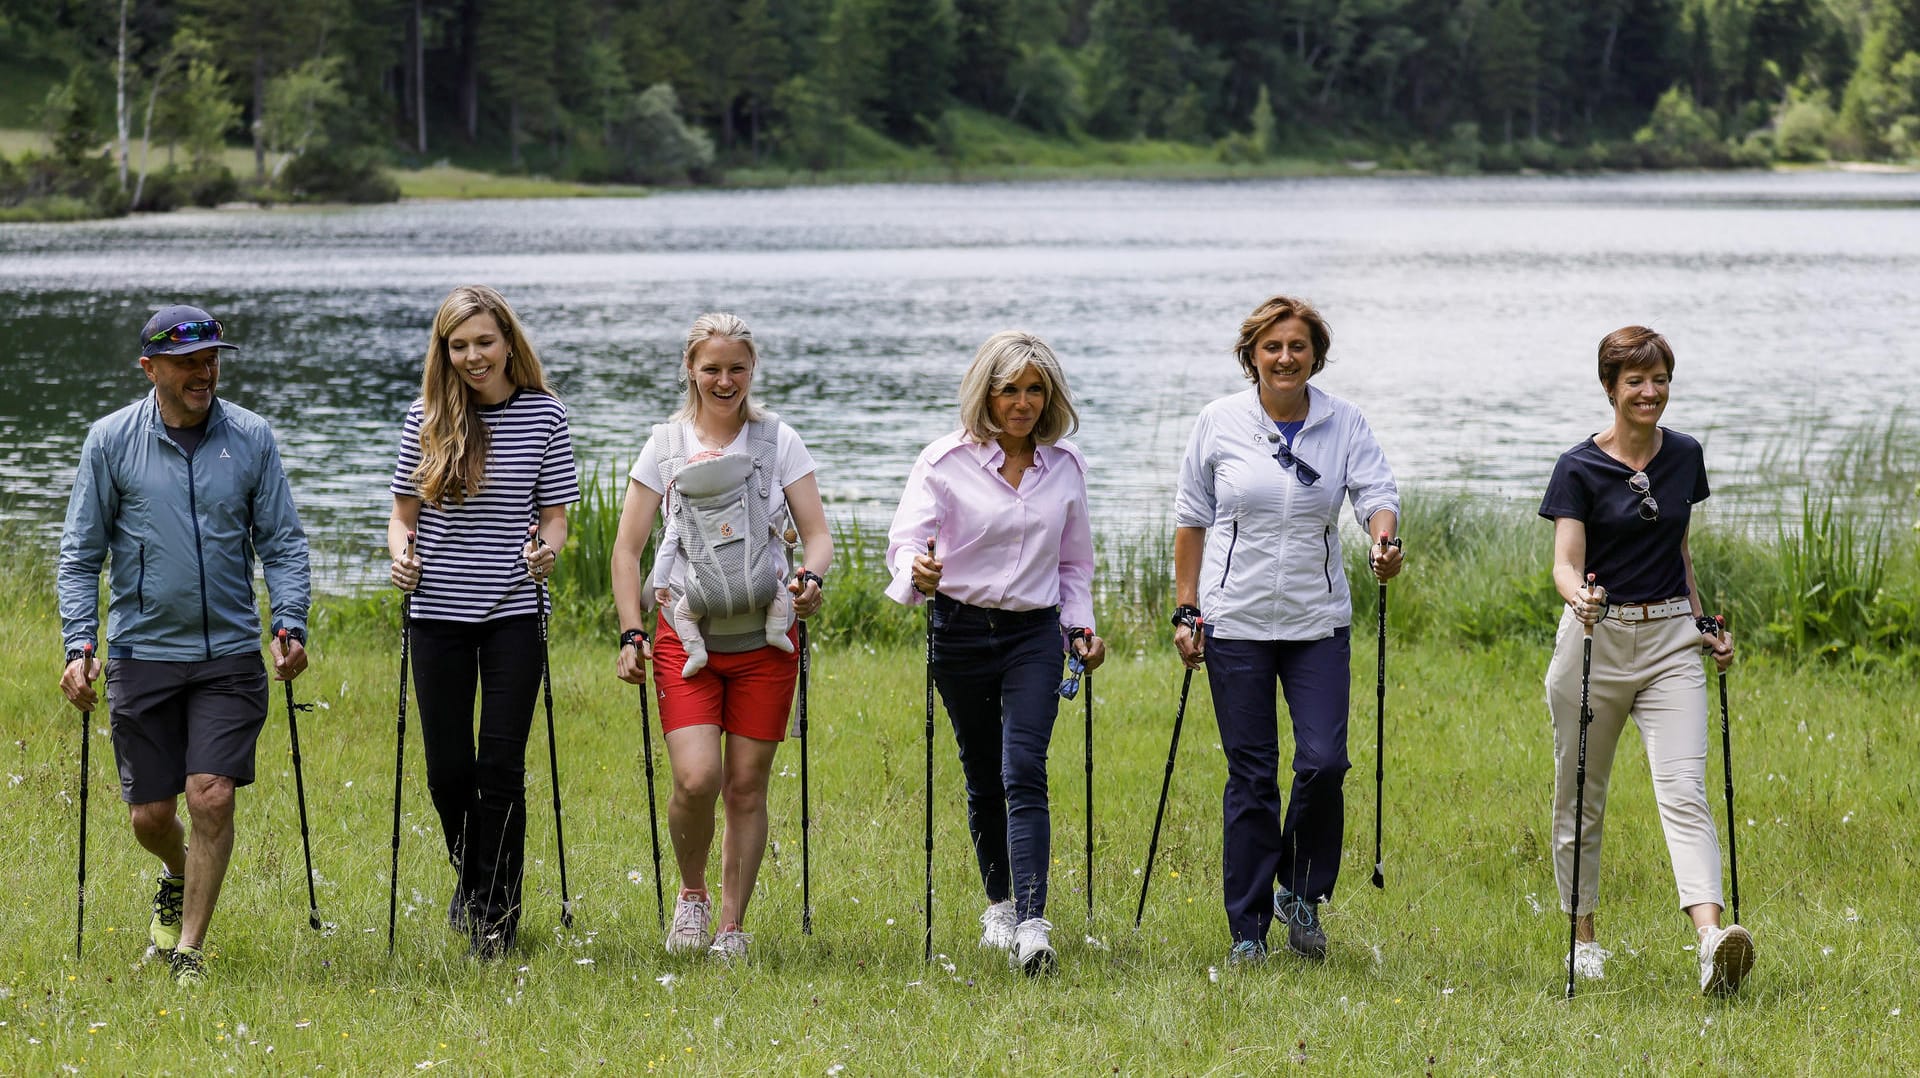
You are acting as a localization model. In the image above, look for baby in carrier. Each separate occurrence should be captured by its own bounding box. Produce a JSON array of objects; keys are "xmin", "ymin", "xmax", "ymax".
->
[{"xmin": 655, "ymin": 448, "xmax": 795, "ymax": 678}]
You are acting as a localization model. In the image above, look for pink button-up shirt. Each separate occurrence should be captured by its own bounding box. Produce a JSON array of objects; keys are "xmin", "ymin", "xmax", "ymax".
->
[{"xmin": 885, "ymin": 430, "xmax": 1096, "ymax": 631}]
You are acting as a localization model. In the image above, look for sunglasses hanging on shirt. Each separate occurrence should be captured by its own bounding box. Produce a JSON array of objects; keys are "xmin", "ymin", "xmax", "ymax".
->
[{"xmin": 1627, "ymin": 470, "xmax": 1658, "ymax": 521}]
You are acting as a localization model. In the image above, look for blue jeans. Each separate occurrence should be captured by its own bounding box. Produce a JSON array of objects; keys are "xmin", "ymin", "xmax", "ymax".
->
[
  {"xmin": 1204, "ymin": 628, "xmax": 1351, "ymax": 945},
  {"xmin": 930, "ymin": 596, "xmax": 1064, "ymax": 923}
]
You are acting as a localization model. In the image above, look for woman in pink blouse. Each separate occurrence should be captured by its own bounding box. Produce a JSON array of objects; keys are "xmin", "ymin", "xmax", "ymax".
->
[{"xmin": 886, "ymin": 330, "xmax": 1106, "ymax": 977}]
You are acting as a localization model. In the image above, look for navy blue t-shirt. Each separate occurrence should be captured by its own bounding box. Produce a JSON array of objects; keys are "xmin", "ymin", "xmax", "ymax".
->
[{"xmin": 1538, "ymin": 429, "xmax": 1710, "ymax": 604}]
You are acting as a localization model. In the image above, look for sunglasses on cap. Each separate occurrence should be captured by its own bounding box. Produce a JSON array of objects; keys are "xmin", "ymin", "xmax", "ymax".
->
[{"xmin": 147, "ymin": 319, "xmax": 225, "ymax": 348}]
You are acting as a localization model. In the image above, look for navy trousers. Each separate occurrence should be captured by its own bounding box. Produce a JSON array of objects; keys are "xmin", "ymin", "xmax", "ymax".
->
[
  {"xmin": 1204, "ymin": 628, "xmax": 1352, "ymax": 945},
  {"xmin": 930, "ymin": 596, "xmax": 1063, "ymax": 923}
]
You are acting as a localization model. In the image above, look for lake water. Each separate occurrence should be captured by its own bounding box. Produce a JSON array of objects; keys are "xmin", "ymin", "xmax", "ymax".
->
[{"xmin": 4, "ymin": 172, "xmax": 1917, "ymax": 583}]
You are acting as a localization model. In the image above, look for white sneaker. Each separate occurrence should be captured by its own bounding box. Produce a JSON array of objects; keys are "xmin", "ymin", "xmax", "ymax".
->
[
  {"xmin": 1009, "ymin": 917, "xmax": 1056, "ymax": 976},
  {"xmin": 1698, "ymin": 924, "xmax": 1754, "ymax": 996},
  {"xmin": 664, "ymin": 892, "xmax": 713, "ymax": 954},
  {"xmin": 708, "ymin": 928, "xmax": 751, "ymax": 962},
  {"xmin": 1570, "ymin": 940, "xmax": 1612, "ymax": 981},
  {"xmin": 978, "ymin": 900, "xmax": 1017, "ymax": 950}
]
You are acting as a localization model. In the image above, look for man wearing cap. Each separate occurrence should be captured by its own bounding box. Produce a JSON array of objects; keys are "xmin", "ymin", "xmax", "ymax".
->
[{"xmin": 57, "ymin": 304, "xmax": 310, "ymax": 987}]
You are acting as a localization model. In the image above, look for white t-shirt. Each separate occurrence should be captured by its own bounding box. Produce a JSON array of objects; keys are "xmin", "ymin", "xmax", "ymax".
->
[{"xmin": 629, "ymin": 417, "xmax": 817, "ymax": 594}]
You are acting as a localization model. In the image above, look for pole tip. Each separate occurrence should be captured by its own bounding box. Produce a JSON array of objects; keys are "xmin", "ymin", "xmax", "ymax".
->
[
  {"xmin": 1586, "ymin": 572, "xmax": 1596, "ymax": 584},
  {"xmin": 82, "ymin": 643, "xmax": 94, "ymax": 657}
]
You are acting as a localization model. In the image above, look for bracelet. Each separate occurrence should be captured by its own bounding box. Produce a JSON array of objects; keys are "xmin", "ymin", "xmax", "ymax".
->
[
  {"xmin": 797, "ymin": 569, "xmax": 825, "ymax": 591},
  {"xmin": 620, "ymin": 628, "xmax": 649, "ymax": 650},
  {"xmin": 66, "ymin": 646, "xmax": 91, "ymax": 665},
  {"xmin": 1171, "ymin": 604, "xmax": 1202, "ymax": 629},
  {"xmin": 1065, "ymin": 626, "xmax": 1092, "ymax": 645},
  {"xmin": 274, "ymin": 626, "xmax": 307, "ymax": 646}
]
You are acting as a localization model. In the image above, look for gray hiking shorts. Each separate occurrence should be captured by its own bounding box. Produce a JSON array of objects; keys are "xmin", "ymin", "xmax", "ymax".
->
[{"xmin": 105, "ymin": 653, "xmax": 269, "ymax": 803}]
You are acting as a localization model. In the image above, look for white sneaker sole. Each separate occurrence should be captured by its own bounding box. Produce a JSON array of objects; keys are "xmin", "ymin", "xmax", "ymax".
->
[{"xmin": 1703, "ymin": 926, "xmax": 1754, "ymax": 996}]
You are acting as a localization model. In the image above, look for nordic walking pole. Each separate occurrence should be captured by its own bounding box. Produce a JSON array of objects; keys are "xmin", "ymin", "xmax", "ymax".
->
[
  {"xmin": 798, "ymin": 616, "xmax": 814, "ymax": 935},
  {"xmin": 636, "ymin": 669, "xmax": 665, "ymax": 930},
  {"xmin": 388, "ymin": 531, "xmax": 414, "ymax": 955},
  {"xmin": 74, "ymin": 643, "xmax": 94, "ymax": 961},
  {"xmin": 923, "ymin": 535, "xmax": 937, "ymax": 963},
  {"xmin": 280, "ymin": 630, "xmax": 322, "ymax": 931},
  {"xmin": 1567, "ymin": 573, "xmax": 1598, "ymax": 1000},
  {"xmin": 1714, "ymin": 613, "xmax": 1740, "ymax": 925},
  {"xmin": 1136, "ymin": 626, "xmax": 1200, "ymax": 931},
  {"xmin": 534, "ymin": 535, "xmax": 573, "ymax": 929},
  {"xmin": 1372, "ymin": 533, "xmax": 1398, "ymax": 890},
  {"xmin": 1084, "ymin": 655, "xmax": 1094, "ymax": 926}
]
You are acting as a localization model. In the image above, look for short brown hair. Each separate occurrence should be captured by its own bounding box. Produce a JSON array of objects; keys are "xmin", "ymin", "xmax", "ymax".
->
[
  {"xmin": 1597, "ymin": 326, "xmax": 1674, "ymax": 398},
  {"xmin": 1235, "ymin": 295, "xmax": 1331, "ymax": 381}
]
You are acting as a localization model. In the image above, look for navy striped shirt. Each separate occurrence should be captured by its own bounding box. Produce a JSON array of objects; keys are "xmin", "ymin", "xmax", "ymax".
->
[{"xmin": 391, "ymin": 390, "xmax": 580, "ymax": 622}]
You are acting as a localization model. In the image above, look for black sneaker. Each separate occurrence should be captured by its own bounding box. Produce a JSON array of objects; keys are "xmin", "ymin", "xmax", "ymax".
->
[{"xmin": 1276, "ymin": 892, "xmax": 1328, "ymax": 961}]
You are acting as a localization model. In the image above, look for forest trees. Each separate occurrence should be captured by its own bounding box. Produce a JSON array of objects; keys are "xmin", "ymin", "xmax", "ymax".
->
[{"xmin": 3, "ymin": 0, "xmax": 1917, "ymax": 212}]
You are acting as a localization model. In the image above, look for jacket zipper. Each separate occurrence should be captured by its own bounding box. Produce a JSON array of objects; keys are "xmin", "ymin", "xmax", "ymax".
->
[
  {"xmin": 1219, "ymin": 520, "xmax": 1239, "ymax": 589},
  {"xmin": 137, "ymin": 542, "xmax": 147, "ymax": 611},
  {"xmin": 186, "ymin": 448, "xmax": 212, "ymax": 659},
  {"xmin": 1322, "ymin": 526, "xmax": 1335, "ymax": 592}
]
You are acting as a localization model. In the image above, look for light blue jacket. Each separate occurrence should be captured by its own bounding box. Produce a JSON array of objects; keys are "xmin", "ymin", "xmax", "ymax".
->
[{"xmin": 59, "ymin": 392, "xmax": 310, "ymax": 661}]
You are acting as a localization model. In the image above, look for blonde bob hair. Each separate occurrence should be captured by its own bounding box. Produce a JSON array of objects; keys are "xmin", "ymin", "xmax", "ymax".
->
[
  {"xmin": 957, "ymin": 330, "xmax": 1079, "ymax": 446},
  {"xmin": 672, "ymin": 311, "xmax": 769, "ymax": 424},
  {"xmin": 412, "ymin": 284, "xmax": 553, "ymax": 506}
]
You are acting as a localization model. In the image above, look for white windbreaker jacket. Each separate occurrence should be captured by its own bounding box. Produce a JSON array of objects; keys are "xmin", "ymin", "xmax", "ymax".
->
[{"xmin": 1172, "ymin": 385, "xmax": 1399, "ymax": 641}]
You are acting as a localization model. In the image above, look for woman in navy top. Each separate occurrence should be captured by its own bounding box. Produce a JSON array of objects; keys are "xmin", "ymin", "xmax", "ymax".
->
[{"xmin": 1539, "ymin": 325, "xmax": 1749, "ymax": 996}]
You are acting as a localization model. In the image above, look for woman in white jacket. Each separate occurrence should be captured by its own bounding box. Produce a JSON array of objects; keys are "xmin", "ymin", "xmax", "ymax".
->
[{"xmin": 1171, "ymin": 294, "xmax": 1403, "ymax": 966}]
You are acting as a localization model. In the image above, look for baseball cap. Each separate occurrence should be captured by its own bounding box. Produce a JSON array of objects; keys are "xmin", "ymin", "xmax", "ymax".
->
[{"xmin": 140, "ymin": 304, "xmax": 239, "ymax": 357}]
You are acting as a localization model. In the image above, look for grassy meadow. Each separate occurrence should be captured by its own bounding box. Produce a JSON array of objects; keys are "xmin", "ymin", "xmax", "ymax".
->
[{"xmin": 3, "ymin": 497, "xmax": 1917, "ymax": 1073}]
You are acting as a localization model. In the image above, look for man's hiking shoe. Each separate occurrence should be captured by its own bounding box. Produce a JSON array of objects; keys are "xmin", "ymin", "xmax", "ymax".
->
[
  {"xmin": 167, "ymin": 945, "xmax": 206, "ymax": 987},
  {"xmin": 1699, "ymin": 924, "xmax": 1754, "ymax": 996},
  {"xmin": 665, "ymin": 891, "xmax": 713, "ymax": 954},
  {"xmin": 978, "ymin": 900, "xmax": 1017, "ymax": 950},
  {"xmin": 1277, "ymin": 891, "xmax": 1328, "ymax": 961},
  {"xmin": 1009, "ymin": 917, "xmax": 1057, "ymax": 976},
  {"xmin": 149, "ymin": 871, "xmax": 185, "ymax": 954}
]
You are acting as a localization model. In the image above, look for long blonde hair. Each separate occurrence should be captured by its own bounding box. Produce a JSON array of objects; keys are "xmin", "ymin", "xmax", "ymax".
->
[
  {"xmin": 412, "ymin": 285, "xmax": 553, "ymax": 506},
  {"xmin": 671, "ymin": 311, "xmax": 769, "ymax": 424}
]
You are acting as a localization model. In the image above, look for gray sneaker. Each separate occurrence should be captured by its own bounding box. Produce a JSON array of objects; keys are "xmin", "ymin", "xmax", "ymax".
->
[
  {"xmin": 708, "ymin": 928, "xmax": 751, "ymax": 962},
  {"xmin": 1226, "ymin": 939, "xmax": 1269, "ymax": 967},
  {"xmin": 1276, "ymin": 891, "xmax": 1328, "ymax": 961}
]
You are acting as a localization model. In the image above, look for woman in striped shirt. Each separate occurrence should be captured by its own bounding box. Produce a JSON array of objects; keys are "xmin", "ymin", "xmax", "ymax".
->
[{"xmin": 387, "ymin": 285, "xmax": 580, "ymax": 960}]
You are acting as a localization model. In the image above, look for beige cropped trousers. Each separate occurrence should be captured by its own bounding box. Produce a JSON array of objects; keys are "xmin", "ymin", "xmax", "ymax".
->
[{"xmin": 1545, "ymin": 607, "xmax": 1724, "ymax": 915}]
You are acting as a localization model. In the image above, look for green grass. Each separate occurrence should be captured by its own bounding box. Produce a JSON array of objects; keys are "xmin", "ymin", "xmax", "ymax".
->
[{"xmin": 3, "ymin": 551, "xmax": 1917, "ymax": 1071}]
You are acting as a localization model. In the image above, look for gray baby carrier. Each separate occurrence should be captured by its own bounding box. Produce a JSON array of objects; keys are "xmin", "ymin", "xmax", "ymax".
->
[{"xmin": 656, "ymin": 416, "xmax": 790, "ymax": 628}]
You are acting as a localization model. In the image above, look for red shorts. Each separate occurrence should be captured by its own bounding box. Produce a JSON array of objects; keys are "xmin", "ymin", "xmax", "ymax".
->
[{"xmin": 651, "ymin": 614, "xmax": 798, "ymax": 743}]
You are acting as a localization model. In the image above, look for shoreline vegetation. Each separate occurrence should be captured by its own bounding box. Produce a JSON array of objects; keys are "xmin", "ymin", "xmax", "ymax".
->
[
  {"xmin": 3, "ymin": 125, "xmax": 1917, "ymax": 223},
  {"xmin": 7, "ymin": 0, "xmax": 1920, "ymax": 224}
]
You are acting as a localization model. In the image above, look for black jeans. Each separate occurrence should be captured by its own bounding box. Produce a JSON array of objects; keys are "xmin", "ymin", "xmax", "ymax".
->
[
  {"xmin": 409, "ymin": 615, "xmax": 543, "ymax": 941},
  {"xmin": 930, "ymin": 596, "xmax": 1064, "ymax": 923},
  {"xmin": 1204, "ymin": 628, "xmax": 1352, "ymax": 945}
]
